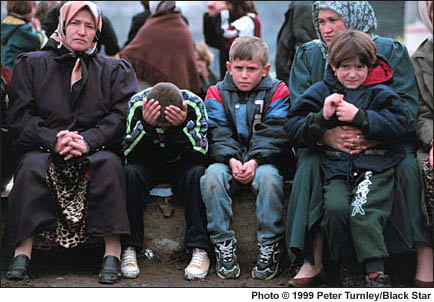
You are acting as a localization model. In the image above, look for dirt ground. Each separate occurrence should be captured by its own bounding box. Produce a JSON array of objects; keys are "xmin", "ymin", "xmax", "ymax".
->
[{"xmin": 1, "ymin": 243, "xmax": 414, "ymax": 288}]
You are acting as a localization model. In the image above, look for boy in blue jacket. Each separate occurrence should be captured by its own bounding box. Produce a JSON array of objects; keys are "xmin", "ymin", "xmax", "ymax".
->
[
  {"xmin": 201, "ymin": 36, "xmax": 292, "ymax": 280},
  {"xmin": 286, "ymin": 30, "xmax": 409, "ymax": 287}
]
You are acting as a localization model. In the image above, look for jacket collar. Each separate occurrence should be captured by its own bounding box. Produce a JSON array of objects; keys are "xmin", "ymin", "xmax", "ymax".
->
[
  {"xmin": 221, "ymin": 71, "xmax": 274, "ymax": 92},
  {"xmin": 324, "ymin": 55, "xmax": 393, "ymax": 89}
]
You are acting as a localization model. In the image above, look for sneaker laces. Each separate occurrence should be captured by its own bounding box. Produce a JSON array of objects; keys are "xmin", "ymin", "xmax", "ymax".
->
[
  {"xmin": 258, "ymin": 244, "xmax": 274, "ymax": 264},
  {"xmin": 188, "ymin": 249, "xmax": 207, "ymax": 268},
  {"xmin": 122, "ymin": 247, "xmax": 137, "ymax": 266},
  {"xmin": 216, "ymin": 241, "xmax": 235, "ymax": 262}
]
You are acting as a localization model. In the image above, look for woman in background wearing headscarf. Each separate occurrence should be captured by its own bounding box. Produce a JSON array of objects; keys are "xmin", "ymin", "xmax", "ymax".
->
[
  {"xmin": 285, "ymin": 1, "xmax": 432, "ymax": 287},
  {"xmin": 413, "ymin": 0, "xmax": 434, "ymax": 288},
  {"xmin": 3, "ymin": 1, "xmax": 137, "ymax": 284},
  {"xmin": 120, "ymin": 1, "xmax": 200, "ymax": 94}
]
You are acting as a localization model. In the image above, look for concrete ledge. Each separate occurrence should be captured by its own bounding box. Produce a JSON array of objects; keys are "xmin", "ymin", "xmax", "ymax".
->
[{"xmin": 143, "ymin": 182, "xmax": 292, "ymax": 265}]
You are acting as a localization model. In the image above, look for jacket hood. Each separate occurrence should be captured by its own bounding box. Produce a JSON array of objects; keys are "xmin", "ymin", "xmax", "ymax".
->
[
  {"xmin": 324, "ymin": 55, "xmax": 393, "ymax": 89},
  {"xmin": 221, "ymin": 71, "xmax": 275, "ymax": 92},
  {"xmin": 312, "ymin": 1, "xmax": 377, "ymax": 41},
  {"xmin": 1, "ymin": 15, "xmax": 27, "ymax": 44}
]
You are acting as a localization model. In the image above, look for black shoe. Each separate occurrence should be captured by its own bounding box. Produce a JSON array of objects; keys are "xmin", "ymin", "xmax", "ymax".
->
[
  {"xmin": 214, "ymin": 239, "xmax": 240, "ymax": 279},
  {"xmin": 365, "ymin": 273, "xmax": 392, "ymax": 287},
  {"xmin": 98, "ymin": 256, "xmax": 121, "ymax": 284},
  {"xmin": 252, "ymin": 240, "xmax": 281, "ymax": 280},
  {"xmin": 6, "ymin": 255, "xmax": 30, "ymax": 281}
]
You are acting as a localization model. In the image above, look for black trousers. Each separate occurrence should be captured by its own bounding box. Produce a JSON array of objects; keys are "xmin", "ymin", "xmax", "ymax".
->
[{"xmin": 122, "ymin": 160, "xmax": 212, "ymax": 253}]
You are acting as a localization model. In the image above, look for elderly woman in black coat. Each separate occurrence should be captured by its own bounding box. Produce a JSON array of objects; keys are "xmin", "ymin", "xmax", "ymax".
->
[{"xmin": 3, "ymin": 1, "xmax": 137, "ymax": 284}]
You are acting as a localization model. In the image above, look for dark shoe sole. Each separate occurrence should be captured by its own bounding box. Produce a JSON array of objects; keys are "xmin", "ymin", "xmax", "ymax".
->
[
  {"xmin": 252, "ymin": 263, "xmax": 280, "ymax": 280},
  {"xmin": 216, "ymin": 263, "xmax": 240, "ymax": 279}
]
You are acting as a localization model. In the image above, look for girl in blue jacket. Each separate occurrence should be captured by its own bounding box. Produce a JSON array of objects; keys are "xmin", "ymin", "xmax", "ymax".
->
[{"xmin": 287, "ymin": 30, "xmax": 409, "ymax": 287}]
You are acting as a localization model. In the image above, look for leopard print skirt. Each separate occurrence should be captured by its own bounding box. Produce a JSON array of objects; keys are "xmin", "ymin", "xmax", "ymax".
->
[
  {"xmin": 422, "ymin": 156, "xmax": 433, "ymax": 230},
  {"xmin": 39, "ymin": 156, "xmax": 91, "ymax": 249}
]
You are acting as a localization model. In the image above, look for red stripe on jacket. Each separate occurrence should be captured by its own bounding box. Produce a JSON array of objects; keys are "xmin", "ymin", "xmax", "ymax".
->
[
  {"xmin": 205, "ymin": 86, "xmax": 223, "ymax": 105},
  {"xmin": 264, "ymin": 82, "xmax": 289, "ymax": 113}
]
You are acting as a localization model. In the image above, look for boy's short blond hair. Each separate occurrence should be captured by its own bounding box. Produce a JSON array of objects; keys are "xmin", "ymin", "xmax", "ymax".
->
[{"xmin": 229, "ymin": 36, "xmax": 269, "ymax": 66}]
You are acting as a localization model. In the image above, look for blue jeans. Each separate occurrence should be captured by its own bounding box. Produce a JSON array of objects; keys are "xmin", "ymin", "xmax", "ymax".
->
[{"xmin": 200, "ymin": 163, "xmax": 284, "ymax": 245}]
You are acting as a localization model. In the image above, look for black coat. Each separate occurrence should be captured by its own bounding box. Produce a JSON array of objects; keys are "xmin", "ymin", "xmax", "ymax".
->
[{"xmin": 3, "ymin": 50, "xmax": 137, "ymax": 263}]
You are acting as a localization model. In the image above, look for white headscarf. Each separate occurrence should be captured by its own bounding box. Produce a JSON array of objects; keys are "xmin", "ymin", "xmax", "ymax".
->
[
  {"xmin": 149, "ymin": 1, "xmax": 176, "ymax": 15},
  {"xmin": 419, "ymin": 1, "xmax": 433, "ymax": 39}
]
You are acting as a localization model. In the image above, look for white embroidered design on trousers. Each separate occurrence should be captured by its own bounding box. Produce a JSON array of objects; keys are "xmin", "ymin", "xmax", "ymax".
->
[{"xmin": 351, "ymin": 171, "xmax": 373, "ymax": 216}]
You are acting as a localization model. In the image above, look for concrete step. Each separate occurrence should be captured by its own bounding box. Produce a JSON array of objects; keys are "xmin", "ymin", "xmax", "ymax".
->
[{"xmin": 144, "ymin": 183, "xmax": 292, "ymax": 266}]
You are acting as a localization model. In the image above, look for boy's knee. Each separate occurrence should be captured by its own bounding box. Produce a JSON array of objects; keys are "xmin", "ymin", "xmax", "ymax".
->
[
  {"xmin": 255, "ymin": 165, "xmax": 281, "ymax": 183},
  {"xmin": 200, "ymin": 163, "xmax": 229, "ymax": 189},
  {"xmin": 184, "ymin": 165, "xmax": 206, "ymax": 179}
]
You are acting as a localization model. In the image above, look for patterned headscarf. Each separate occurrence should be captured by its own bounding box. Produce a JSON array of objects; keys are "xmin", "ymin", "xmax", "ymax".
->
[
  {"xmin": 311, "ymin": 1, "xmax": 377, "ymax": 60},
  {"xmin": 44, "ymin": 1, "xmax": 102, "ymax": 107},
  {"xmin": 419, "ymin": 1, "xmax": 433, "ymax": 37},
  {"xmin": 312, "ymin": 1, "xmax": 377, "ymax": 40}
]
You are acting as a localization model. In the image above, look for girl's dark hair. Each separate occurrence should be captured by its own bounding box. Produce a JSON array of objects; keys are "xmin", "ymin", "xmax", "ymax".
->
[
  {"xmin": 228, "ymin": 1, "xmax": 257, "ymax": 22},
  {"xmin": 329, "ymin": 30, "xmax": 377, "ymax": 69}
]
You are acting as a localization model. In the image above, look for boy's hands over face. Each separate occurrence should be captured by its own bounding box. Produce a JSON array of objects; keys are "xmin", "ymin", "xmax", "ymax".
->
[
  {"xmin": 165, "ymin": 101, "xmax": 187, "ymax": 127},
  {"xmin": 142, "ymin": 98, "xmax": 161, "ymax": 126},
  {"xmin": 323, "ymin": 93, "xmax": 343, "ymax": 120}
]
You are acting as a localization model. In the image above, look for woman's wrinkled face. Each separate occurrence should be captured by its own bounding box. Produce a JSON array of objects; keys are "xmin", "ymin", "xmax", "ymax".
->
[
  {"xmin": 318, "ymin": 9, "xmax": 347, "ymax": 48},
  {"xmin": 65, "ymin": 9, "xmax": 96, "ymax": 52}
]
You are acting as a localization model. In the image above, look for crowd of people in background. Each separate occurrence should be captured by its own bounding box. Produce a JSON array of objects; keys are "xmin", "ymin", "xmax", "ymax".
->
[{"xmin": 1, "ymin": 0, "xmax": 432, "ymax": 288}]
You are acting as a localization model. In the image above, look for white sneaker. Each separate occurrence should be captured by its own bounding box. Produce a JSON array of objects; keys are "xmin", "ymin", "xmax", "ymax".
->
[
  {"xmin": 121, "ymin": 246, "xmax": 140, "ymax": 278},
  {"xmin": 184, "ymin": 248, "xmax": 210, "ymax": 280}
]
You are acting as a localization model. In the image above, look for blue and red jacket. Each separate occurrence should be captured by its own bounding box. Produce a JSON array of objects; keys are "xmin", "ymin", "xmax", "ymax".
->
[{"xmin": 205, "ymin": 72, "xmax": 292, "ymax": 170}]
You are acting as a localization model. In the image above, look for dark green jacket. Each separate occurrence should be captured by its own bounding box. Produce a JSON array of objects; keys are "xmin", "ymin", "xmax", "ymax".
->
[{"xmin": 1, "ymin": 15, "xmax": 45, "ymax": 69}]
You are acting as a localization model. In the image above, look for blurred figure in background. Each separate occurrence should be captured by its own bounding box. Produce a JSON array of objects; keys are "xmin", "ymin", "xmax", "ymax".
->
[
  {"xmin": 41, "ymin": 1, "xmax": 120, "ymax": 56},
  {"xmin": 195, "ymin": 42, "xmax": 218, "ymax": 100},
  {"xmin": 120, "ymin": 1, "xmax": 200, "ymax": 94},
  {"xmin": 123, "ymin": 1, "xmax": 151, "ymax": 47},
  {"xmin": 1, "ymin": 1, "xmax": 47, "ymax": 70},
  {"xmin": 203, "ymin": 1, "xmax": 261, "ymax": 79},
  {"xmin": 275, "ymin": 1, "xmax": 316, "ymax": 84},
  {"xmin": 413, "ymin": 0, "xmax": 433, "ymax": 288},
  {"xmin": 35, "ymin": 1, "xmax": 59, "ymax": 24}
]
